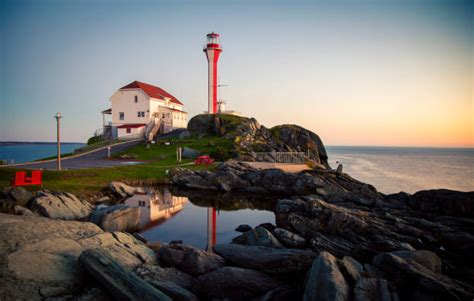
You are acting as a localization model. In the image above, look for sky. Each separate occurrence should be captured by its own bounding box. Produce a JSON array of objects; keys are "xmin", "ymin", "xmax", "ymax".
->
[{"xmin": 0, "ymin": 0, "xmax": 472, "ymax": 147}]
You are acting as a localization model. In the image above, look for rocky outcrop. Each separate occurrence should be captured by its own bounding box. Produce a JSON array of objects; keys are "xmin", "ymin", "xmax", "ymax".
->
[
  {"xmin": 29, "ymin": 191, "xmax": 93, "ymax": 220},
  {"xmin": 90, "ymin": 204, "xmax": 141, "ymax": 232},
  {"xmin": 158, "ymin": 243, "xmax": 225, "ymax": 276},
  {"xmin": 196, "ymin": 266, "xmax": 281, "ymax": 300},
  {"xmin": 408, "ymin": 189, "xmax": 474, "ymax": 217},
  {"xmin": 171, "ymin": 160, "xmax": 380, "ymax": 199},
  {"xmin": 187, "ymin": 114, "xmax": 329, "ymax": 166},
  {"xmin": 0, "ymin": 213, "xmax": 156, "ymax": 300},
  {"xmin": 273, "ymin": 191, "xmax": 474, "ymax": 300}
]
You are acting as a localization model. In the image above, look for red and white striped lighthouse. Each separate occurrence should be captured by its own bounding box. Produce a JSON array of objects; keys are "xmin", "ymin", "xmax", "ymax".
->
[{"xmin": 203, "ymin": 32, "xmax": 222, "ymax": 114}]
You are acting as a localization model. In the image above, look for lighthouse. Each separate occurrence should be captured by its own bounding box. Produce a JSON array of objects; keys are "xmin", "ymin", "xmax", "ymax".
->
[{"xmin": 203, "ymin": 32, "xmax": 222, "ymax": 114}]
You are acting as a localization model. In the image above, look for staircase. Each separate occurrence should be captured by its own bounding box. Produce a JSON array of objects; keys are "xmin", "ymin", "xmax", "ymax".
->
[{"xmin": 145, "ymin": 118, "xmax": 161, "ymax": 142}]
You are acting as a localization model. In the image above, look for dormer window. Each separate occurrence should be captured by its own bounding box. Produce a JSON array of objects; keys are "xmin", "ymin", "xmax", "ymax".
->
[{"xmin": 134, "ymin": 96, "xmax": 138, "ymax": 103}]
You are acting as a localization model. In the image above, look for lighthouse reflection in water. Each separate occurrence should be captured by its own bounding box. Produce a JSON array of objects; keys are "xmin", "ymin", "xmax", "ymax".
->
[{"xmin": 125, "ymin": 187, "xmax": 274, "ymax": 250}]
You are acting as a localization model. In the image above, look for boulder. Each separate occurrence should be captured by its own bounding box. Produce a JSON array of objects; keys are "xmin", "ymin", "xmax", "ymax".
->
[
  {"xmin": 258, "ymin": 222, "xmax": 277, "ymax": 232},
  {"xmin": 147, "ymin": 281, "xmax": 198, "ymax": 301},
  {"xmin": 214, "ymin": 244, "xmax": 316, "ymax": 274},
  {"xmin": 389, "ymin": 250, "xmax": 442, "ymax": 273},
  {"xmin": 29, "ymin": 191, "xmax": 93, "ymax": 220},
  {"xmin": 269, "ymin": 124, "xmax": 329, "ymax": 167},
  {"xmin": 303, "ymin": 251, "xmax": 349, "ymax": 301},
  {"xmin": 196, "ymin": 266, "xmax": 281, "ymax": 300},
  {"xmin": 235, "ymin": 224, "xmax": 252, "ymax": 232},
  {"xmin": 158, "ymin": 243, "xmax": 225, "ymax": 276},
  {"xmin": 90, "ymin": 204, "xmax": 141, "ymax": 232},
  {"xmin": 354, "ymin": 278, "xmax": 392, "ymax": 301},
  {"xmin": 108, "ymin": 181, "xmax": 144, "ymax": 198},
  {"xmin": 273, "ymin": 227, "xmax": 306, "ymax": 248},
  {"xmin": 338, "ymin": 256, "xmax": 364, "ymax": 285},
  {"xmin": 232, "ymin": 226, "xmax": 284, "ymax": 248},
  {"xmin": 8, "ymin": 186, "xmax": 33, "ymax": 207},
  {"xmin": 79, "ymin": 248, "xmax": 171, "ymax": 301}
]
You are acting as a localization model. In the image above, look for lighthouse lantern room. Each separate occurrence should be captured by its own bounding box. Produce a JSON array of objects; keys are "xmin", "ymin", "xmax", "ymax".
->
[{"xmin": 203, "ymin": 32, "xmax": 223, "ymax": 114}]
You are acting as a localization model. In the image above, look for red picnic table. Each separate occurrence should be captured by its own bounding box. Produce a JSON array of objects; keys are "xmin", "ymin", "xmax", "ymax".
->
[
  {"xmin": 194, "ymin": 155, "xmax": 214, "ymax": 166},
  {"xmin": 11, "ymin": 170, "xmax": 43, "ymax": 188}
]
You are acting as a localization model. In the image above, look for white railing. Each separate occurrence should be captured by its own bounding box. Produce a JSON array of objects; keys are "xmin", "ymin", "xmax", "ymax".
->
[{"xmin": 252, "ymin": 152, "xmax": 307, "ymax": 164}]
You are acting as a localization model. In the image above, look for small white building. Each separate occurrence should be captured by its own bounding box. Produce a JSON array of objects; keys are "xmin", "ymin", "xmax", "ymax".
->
[{"xmin": 101, "ymin": 81, "xmax": 188, "ymax": 140}]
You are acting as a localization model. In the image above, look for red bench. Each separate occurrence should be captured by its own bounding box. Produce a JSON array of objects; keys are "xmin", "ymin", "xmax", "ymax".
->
[
  {"xmin": 11, "ymin": 170, "xmax": 43, "ymax": 188},
  {"xmin": 194, "ymin": 155, "xmax": 214, "ymax": 166}
]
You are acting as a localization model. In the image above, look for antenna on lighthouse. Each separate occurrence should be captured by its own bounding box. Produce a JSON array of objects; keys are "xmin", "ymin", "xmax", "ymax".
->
[{"xmin": 203, "ymin": 32, "xmax": 223, "ymax": 114}]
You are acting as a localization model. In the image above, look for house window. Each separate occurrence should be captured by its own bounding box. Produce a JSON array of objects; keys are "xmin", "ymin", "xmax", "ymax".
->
[
  {"xmin": 119, "ymin": 112, "xmax": 124, "ymax": 120},
  {"xmin": 134, "ymin": 96, "xmax": 138, "ymax": 103},
  {"xmin": 126, "ymin": 128, "xmax": 131, "ymax": 133},
  {"xmin": 137, "ymin": 111, "xmax": 145, "ymax": 117}
]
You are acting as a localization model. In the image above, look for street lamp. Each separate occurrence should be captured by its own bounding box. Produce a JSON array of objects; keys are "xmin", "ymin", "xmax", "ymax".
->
[{"xmin": 54, "ymin": 112, "xmax": 62, "ymax": 170}]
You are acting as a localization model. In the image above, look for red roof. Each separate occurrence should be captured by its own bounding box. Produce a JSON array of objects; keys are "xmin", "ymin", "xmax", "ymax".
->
[
  {"xmin": 120, "ymin": 81, "xmax": 183, "ymax": 105},
  {"xmin": 117, "ymin": 123, "xmax": 146, "ymax": 129}
]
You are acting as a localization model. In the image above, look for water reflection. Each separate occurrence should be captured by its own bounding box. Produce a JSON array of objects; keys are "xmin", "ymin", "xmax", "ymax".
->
[
  {"xmin": 207, "ymin": 208, "xmax": 216, "ymax": 251},
  {"xmin": 125, "ymin": 189, "xmax": 188, "ymax": 229},
  {"xmin": 125, "ymin": 186, "xmax": 277, "ymax": 249}
]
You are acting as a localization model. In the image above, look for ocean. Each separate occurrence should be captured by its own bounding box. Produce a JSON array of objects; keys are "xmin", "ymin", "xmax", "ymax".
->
[
  {"xmin": 326, "ymin": 146, "xmax": 474, "ymax": 194},
  {"xmin": 0, "ymin": 142, "xmax": 85, "ymax": 164}
]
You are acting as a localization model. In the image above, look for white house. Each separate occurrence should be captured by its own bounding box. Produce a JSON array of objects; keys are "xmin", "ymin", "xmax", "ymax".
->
[{"xmin": 101, "ymin": 81, "xmax": 188, "ymax": 140}]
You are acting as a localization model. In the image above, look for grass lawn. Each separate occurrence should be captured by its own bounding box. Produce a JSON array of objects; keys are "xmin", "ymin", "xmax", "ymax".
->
[
  {"xmin": 114, "ymin": 136, "xmax": 234, "ymax": 162},
  {"xmin": 0, "ymin": 136, "xmax": 232, "ymax": 197}
]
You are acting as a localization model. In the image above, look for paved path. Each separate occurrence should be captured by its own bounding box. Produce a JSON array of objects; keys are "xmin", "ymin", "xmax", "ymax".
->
[
  {"xmin": 244, "ymin": 162, "xmax": 310, "ymax": 173},
  {"xmin": 1, "ymin": 139, "xmax": 143, "ymax": 170}
]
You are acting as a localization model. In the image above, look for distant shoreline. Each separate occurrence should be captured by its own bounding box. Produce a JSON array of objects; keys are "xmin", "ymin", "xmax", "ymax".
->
[{"xmin": 0, "ymin": 141, "xmax": 84, "ymax": 146}]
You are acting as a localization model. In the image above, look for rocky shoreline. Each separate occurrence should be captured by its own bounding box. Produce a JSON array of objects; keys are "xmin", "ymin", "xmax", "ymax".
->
[{"xmin": 1, "ymin": 162, "xmax": 473, "ymax": 300}]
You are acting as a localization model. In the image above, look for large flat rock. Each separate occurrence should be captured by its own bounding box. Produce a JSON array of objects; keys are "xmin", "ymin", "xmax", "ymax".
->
[
  {"xmin": 213, "ymin": 243, "xmax": 316, "ymax": 274},
  {"xmin": 0, "ymin": 213, "xmax": 156, "ymax": 300},
  {"xmin": 29, "ymin": 191, "xmax": 93, "ymax": 220}
]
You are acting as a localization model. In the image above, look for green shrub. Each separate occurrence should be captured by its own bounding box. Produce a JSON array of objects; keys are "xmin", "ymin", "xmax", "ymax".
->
[
  {"xmin": 87, "ymin": 136, "xmax": 104, "ymax": 145},
  {"xmin": 210, "ymin": 146, "xmax": 233, "ymax": 161}
]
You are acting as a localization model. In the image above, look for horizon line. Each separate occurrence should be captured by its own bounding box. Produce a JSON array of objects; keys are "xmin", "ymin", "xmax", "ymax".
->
[{"xmin": 1, "ymin": 140, "xmax": 472, "ymax": 149}]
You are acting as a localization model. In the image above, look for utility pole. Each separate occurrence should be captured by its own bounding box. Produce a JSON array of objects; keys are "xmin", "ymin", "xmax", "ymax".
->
[{"xmin": 54, "ymin": 112, "xmax": 62, "ymax": 170}]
